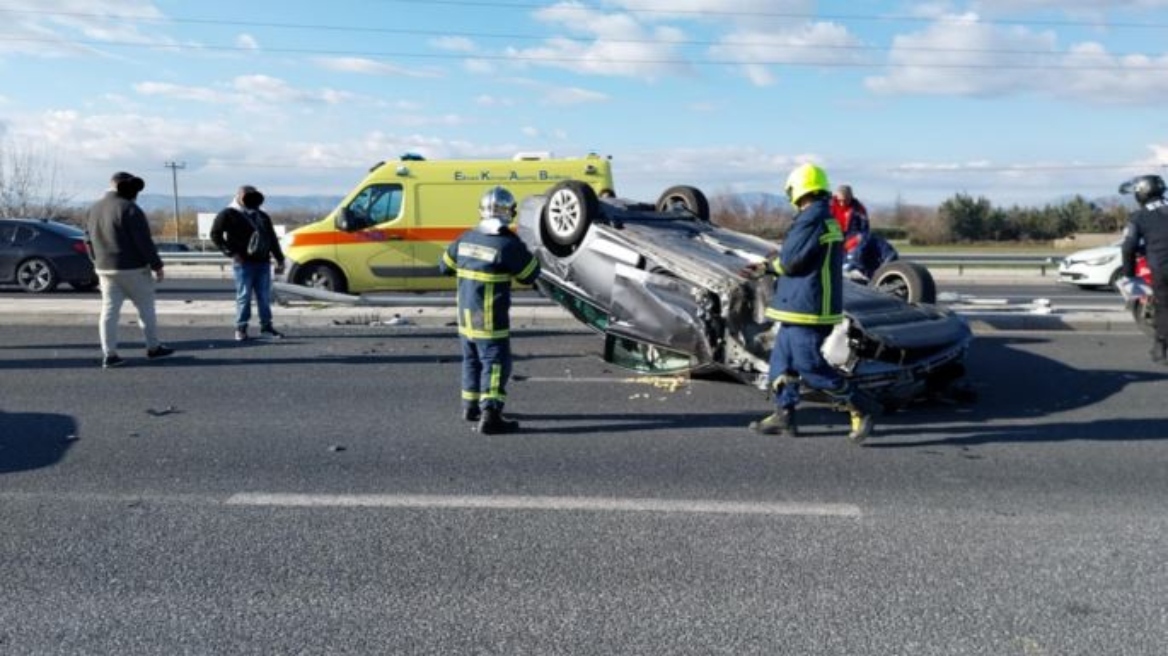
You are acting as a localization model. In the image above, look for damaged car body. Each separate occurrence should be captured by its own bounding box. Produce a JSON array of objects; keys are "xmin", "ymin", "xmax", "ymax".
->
[{"xmin": 515, "ymin": 181, "xmax": 974, "ymax": 408}]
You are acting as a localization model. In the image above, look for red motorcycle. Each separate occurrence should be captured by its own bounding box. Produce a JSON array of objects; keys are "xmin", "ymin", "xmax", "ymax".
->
[{"xmin": 1131, "ymin": 256, "xmax": 1156, "ymax": 336}]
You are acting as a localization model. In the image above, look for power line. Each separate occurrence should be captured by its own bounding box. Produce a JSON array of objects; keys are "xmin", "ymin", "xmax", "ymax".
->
[
  {"xmin": 1, "ymin": 34, "xmax": 1165, "ymax": 71},
  {"xmin": 4, "ymin": 2, "xmax": 1165, "ymax": 31}
]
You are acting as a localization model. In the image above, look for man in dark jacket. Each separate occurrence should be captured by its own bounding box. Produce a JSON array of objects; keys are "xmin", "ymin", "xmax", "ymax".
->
[
  {"xmin": 86, "ymin": 171, "xmax": 173, "ymax": 368},
  {"xmin": 210, "ymin": 185, "xmax": 286, "ymax": 341},
  {"xmin": 1120, "ymin": 174, "xmax": 1168, "ymax": 363},
  {"xmin": 438, "ymin": 186, "xmax": 541, "ymax": 434},
  {"xmin": 743, "ymin": 164, "xmax": 877, "ymax": 444}
]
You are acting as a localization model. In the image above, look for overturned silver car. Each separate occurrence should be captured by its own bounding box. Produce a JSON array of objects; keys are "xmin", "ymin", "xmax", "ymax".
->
[{"xmin": 516, "ymin": 181, "xmax": 974, "ymax": 408}]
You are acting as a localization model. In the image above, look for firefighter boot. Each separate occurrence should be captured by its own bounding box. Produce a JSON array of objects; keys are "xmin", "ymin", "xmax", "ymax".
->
[
  {"xmin": 462, "ymin": 405, "xmax": 482, "ymax": 422},
  {"xmin": 749, "ymin": 407, "xmax": 797, "ymax": 437},
  {"xmin": 845, "ymin": 392, "xmax": 878, "ymax": 445},
  {"xmin": 1150, "ymin": 339, "xmax": 1167, "ymax": 365},
  {"xmin": 478, "ymin": 406, "xmax": 519, "ymax": 435}
]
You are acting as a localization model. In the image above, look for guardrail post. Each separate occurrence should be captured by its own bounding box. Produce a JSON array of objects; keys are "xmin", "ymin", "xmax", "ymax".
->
[{"xmin": 958, "ymin": 264, "xmax": 964, "ymax": 276}]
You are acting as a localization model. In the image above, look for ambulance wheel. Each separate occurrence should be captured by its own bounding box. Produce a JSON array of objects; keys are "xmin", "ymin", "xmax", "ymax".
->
[
  {"xmin": 871, "ymin": 260, "xmax": 936, "ymax": 304},
  {"xmin": 298, "ymin": 263, "xmax": 347, "ymax": 294},
  {"xmin": 656, "ymin": 185, "xmax": 710, "ymax": 222},
  {"xmin": 543, "ymin": 180, "xmax": 598, "ymax": 249}
]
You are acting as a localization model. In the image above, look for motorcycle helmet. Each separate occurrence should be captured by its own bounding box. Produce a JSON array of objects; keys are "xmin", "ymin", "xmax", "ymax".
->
[
  {"xmin": 1119, "ymin": 175, "xmax": 1167, "ymax": 205},
  {"xmin": 479, "ymin": 186, "xmax": 517, "ymax": 223}
]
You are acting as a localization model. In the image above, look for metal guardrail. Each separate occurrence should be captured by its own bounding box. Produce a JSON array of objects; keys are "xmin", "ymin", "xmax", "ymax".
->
[
  {"xmin": 159, "ymin": 252, "xmax": 231, "ymax": 265},
  {"xmin": 164, "ymin": 252, "xmax": 1061, "ymax": 275}
]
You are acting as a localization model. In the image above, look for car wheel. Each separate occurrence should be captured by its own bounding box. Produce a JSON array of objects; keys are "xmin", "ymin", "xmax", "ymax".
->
[
  {"xmin": 297, "ymin": 263, "xmax": 347, "ymax": 294},
  {"xmin": 71, "ymin": 278, "xmax": 99, "ymax": 292},
  {"xmin": 1106, "ymin": 267, "xmax": 1123, "ymax": 290},
  {"xmin": 1132, "ymin": 298, "xmax": 1156, "ymax": 337},
  {"xmin": 656, "ymin": 185, "xmax": 710, "ymax": 221},
  {"xmin": 542, "ymin": 180, "xmax": 599, "ymax": 248},
  {"xmin": 870, "ymin": 260, "xmax": 937, "ymax": 304},
  {"xmin": 16, "ymin": 258, "xmax": 59, "ymax": 293}
]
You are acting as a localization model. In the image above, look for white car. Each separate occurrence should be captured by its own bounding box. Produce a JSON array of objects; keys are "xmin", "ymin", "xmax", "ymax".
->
[{"xmin": 1057, "ymin": 241, "xmax": 1123, "ymax": 290}]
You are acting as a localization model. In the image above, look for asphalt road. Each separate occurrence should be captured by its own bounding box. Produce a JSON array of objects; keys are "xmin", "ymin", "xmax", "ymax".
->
[{"xmin": 2, "ymin": 325, "xmax": 1166, "ymax": 655}]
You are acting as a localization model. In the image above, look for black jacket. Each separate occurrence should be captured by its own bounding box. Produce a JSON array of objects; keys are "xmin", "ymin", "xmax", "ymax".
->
[
  {"xmin": 85, "ymin": 190, "xmax": 163, "ymax": 272},
  {"xmin": 1122, "ymin": 202, "xmax": 1168, "ymax": 278},
  {"xmin": 210, "ymin": 206, "xmax": 285, "ymax": 264}
]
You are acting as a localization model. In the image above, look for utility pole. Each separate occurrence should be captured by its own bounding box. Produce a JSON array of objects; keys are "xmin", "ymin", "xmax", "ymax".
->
[{"xmin": 164, "ymin": 161, "xmax": 186, "ymax": 243}]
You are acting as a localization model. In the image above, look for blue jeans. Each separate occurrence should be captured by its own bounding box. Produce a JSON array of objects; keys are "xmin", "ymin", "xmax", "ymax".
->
[
  {"xmin": 768, "ymin": 323, "xmax": 850, "ymax": 409},
  {"xmin": 460, "ymin": 337, "xmax": 512, "ymax": 412},
  {"xmin": 232, "ymin": 261, "xmax": 273, "ymax": 330}
]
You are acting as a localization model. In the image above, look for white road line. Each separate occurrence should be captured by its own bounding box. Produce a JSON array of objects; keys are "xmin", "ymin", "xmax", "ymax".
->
[{"xmin": 225, "ymin": 493, "xmax": 861, "ymax": 518}]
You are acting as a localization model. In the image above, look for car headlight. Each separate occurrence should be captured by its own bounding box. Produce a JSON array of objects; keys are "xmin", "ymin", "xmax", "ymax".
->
[{"xmin": 1081, "ymin": 254, "xmax": 1117, "ymax": 266}]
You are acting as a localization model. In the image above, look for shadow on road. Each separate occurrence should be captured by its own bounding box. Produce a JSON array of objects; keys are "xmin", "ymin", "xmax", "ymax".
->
[
  {"xmin": 870, "ymin": 334, "xmax": 1167, "ymax": 447},
  {"xmin": 0, "ymin": 409, "xmax": 78, "ymax": 473}
]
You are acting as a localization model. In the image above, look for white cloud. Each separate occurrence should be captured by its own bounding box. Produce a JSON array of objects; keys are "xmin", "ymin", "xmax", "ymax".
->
[
  {"xmin": 0, "ymin": 0, "xmax": 175, "ymax": 58},
  {"xmin": 235, "ymin": 33, "xmax": 260, "ymax": 51},
  {"xmin": 314, "ymin": 56, "xmax": 436, "ymax": 78},
  {"xmin": 463, "ymin": 59, "xmax": 496, "ymax": 74},
  {"xmin": 865, "ymin": 13, "xmax": 1168, "ymax": 102},
  {"xmin": 605, "ymin": 0, "xmax": 814, "ymax": 28},
  {"xmin": 476, "ymin": 95, "xmax": 515, "ymax": 107},
  {"xmin": 505, "ymin": 3, "xmax": 693, "ymax": 80},
  {"xmin": 710, "ymin": 21, "xmax": 864, "ymax": 87},
  {"xmin": 540, "ymin": 86, "xmax": 609, "ymax": 105},
  {"xmin": 522, "ymin": 126, "xmax": 540, "ymax": 137},
  {"xmin": 431, "ymin": 36, "xmax": 476, "ymax": 52},
  {"xmin": 974, "ymin": 0, "xmax": 1168, "ymax": 11},
  {"xmin": 135, "ymin": 75, "xmax": 355, "ymax": 108}
]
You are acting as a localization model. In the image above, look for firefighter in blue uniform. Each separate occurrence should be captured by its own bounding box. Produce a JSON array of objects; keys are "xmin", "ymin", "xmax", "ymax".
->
[
  {"xmin": 743, "ymin": 163, "xmax": 878, "ymax": 444},
  {"xmin": 439, "ymin": 186, "xmax": 541, "ymax": 434}
]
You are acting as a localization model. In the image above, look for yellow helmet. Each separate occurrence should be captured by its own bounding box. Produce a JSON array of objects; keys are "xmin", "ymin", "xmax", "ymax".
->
[{"xmin": 784, "ymin": 163, "xmax": 830, "ymax": 207}]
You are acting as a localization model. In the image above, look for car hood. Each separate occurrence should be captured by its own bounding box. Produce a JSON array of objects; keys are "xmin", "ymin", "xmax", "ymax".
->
[{"xmin": 1064, "ymin": 243, "xmax": 1120, "ymax": 263}]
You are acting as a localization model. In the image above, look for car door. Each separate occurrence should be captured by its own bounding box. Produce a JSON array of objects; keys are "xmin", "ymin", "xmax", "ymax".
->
[
  {"xmin": 337, "ymin": 183, "xmax": 409, "ymax": 291},
  {"xmin": 0, "ymin": 224, "xmax": 17, "ymax": 283}
]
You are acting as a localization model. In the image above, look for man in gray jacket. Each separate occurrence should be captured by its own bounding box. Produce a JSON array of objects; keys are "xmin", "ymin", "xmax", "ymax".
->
[{"xmin": 86, "ymin": 171, "xmax": 173, "ymax": 368}]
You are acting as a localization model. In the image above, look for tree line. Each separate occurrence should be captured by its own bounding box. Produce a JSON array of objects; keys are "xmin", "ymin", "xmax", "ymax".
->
[{"xmin": 711, "ymin": 192, "xmax": 1130, "ymax": 245}]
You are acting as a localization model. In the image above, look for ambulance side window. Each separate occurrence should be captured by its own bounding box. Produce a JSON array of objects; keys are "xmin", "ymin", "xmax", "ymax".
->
[{"xmin": 346, "ymin": 184, "xmax": 403, "ymax": 228}]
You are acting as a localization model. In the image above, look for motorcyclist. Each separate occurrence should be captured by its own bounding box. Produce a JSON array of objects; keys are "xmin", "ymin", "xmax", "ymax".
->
[
  {"xmin": 742, "ymin": 164, "xmax": 878, "ymax": 444},
  {"xmin": 439, "ymin": 186, "xmax": 541, "ymax": 433},
  {"xmin": 1119, "ymin": 174, "xmax": 1168, "ymax": 363}
]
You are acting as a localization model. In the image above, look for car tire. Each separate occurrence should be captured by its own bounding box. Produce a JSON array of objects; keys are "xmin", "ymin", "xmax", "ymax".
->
[
  {"xmin": 542, "ymin": 180, "xmax": 599, "ymax": 248},
  {"xmin": 1106, "ymin": 267, "xmax": 1123, "ymax": 291},
  {"xmin": 870, "ymin": 260, "xmax": 937, "ymax": 304},
  {"xmin": 656, "ymin": 185, "xmax": 710, "ymax": 221},
  {"xmin": 297, "ymin": 262, "xmax": 347, "ymax": 294},
  {"xmin": 71, "ymin": 278, "xmax": 99, "ymax": 292},
  {"xmin": 16, "ymin": 257, "xmax": 59, "ymax": 293},
  {"xmin": 1132, "ymin": 298, "xmax": 1156, "ymax": 337}
]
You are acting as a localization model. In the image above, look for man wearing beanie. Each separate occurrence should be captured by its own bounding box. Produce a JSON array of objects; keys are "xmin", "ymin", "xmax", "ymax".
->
[{"xmin": 85, "ymin": 171, "xmax": 174, "ymax": 368}]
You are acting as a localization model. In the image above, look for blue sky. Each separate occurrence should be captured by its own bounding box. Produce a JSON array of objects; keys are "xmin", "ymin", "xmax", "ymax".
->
[{"xmin": 3, "ymin": 0, "xmax": 1168, "ymax": 208}]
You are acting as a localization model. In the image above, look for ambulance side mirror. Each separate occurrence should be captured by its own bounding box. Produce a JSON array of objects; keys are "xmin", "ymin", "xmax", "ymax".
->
[{"xmin": 336, "ymin": 208, "xmax": 365, "ymax": 232}]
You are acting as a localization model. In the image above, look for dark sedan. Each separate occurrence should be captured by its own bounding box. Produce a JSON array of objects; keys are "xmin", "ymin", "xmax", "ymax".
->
[
  {"xmin": 515, "ymin": 181, "xmax": 973, "ymax": 409},
  {"xmin": 0, "ymin": 219, "xmax": 98, "ymax": 293}
]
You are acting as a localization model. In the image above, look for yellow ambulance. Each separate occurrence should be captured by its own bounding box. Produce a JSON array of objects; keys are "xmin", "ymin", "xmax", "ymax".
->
[{"xmin": 284, "ymin": 152, "xmax": 615, "ymax": 293}]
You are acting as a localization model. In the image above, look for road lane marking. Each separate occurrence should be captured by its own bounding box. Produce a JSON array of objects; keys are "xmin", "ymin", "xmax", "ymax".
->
[{"xmin": 224, "ymin": 493, "xmax": 861, "ymax": 518}]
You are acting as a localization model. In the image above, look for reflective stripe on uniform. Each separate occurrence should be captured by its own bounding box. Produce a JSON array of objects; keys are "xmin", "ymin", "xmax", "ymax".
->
[
  {"xmin": 516, "ymin": 256, "xmax": 539, "ymax": 281},
  {"xmin": 457, "ymin": 269, "xmax": 512, "ymax": 283},
  {"xmin": 482, "ymin": 364, "xmax": 507, "ymax": 402},
  {"xmin": 459, "ymin": 327, "xmax": 511, "ymax": 340},
  {"xmin": 764, "ymin": 308, "xmax": 843, "ymax": 325}
]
